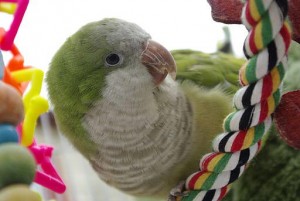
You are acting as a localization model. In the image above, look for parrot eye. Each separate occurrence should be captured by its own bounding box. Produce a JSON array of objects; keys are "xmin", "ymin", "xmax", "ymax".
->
[{"xmin": 105, "ymin": 53, "xmax": 122, "ymax": 67}]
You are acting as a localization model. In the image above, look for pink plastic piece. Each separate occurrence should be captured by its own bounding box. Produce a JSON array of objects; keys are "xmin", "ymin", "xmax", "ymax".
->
[
  {"xmin": 29, "ymin": 142, "xmax": 66, "ymax": 193},
  {"xmin": 1, "ymin": 0, "xmax": 19, "ymax": 2},
  {"xmin": 1, "ymin": 0, "xmax": 65, "ymax": 193},
  {"xmin": 16, "ymin": 125, "xmax": 66, "ymax": 193},
  {"xmin": 0, "ymin": 0, "xmax": 29, "ymax": 50}
]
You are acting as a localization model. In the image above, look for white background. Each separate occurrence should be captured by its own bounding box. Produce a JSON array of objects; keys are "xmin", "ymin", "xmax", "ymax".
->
[{"xmin": 1, "ymin": 0, "xmax": 248, "ymax": 97}]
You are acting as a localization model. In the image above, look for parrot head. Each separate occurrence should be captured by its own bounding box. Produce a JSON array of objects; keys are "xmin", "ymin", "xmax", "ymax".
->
[
  {"xmin": 46, "ymin": 18, "xmax": 177, "ymax": 156},
  {"xmin": 47, "ymin": 18, "xmax": 176, "ymax": 108}
]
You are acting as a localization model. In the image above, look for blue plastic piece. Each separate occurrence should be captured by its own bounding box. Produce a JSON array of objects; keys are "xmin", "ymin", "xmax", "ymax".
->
[{"xmin": 0, "ymin": 124, "xmax": 19, "ymax": 144}]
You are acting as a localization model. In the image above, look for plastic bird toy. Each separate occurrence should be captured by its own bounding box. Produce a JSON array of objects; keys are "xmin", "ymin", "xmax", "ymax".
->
[{"xmin": 0, "ymin": 0, "xmax": 66, "ymax": 200}]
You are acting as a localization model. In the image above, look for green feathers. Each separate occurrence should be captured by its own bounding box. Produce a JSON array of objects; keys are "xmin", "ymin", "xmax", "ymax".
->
[
  {"xmin": 46, "ymin": 18, "xmax": 151, "ymax": 157},
  {"xmin": 46, "ymin": 20, "xmax": 113, "ymax": 157},
  {"xmin": 172, "ymin": 49, "xmax": 245, "ymax": 94}
]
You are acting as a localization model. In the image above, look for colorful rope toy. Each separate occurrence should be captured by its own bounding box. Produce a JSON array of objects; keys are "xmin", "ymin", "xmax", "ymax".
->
[
  {"xmin": 0, "ymin": 0, "xmax": 66, "ymax": 194},
  {"xmin": 175, "ymin": 0, "xmax": 292, "ymax": 200}
]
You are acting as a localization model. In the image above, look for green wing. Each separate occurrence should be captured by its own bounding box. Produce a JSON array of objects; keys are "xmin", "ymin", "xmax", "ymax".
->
[{"xmin": 172, "ymin": 49, "xmax": 245, "ymax": 95}]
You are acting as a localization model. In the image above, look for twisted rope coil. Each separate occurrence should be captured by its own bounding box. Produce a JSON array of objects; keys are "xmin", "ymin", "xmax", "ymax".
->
[{"xmin": 180, "ymin": 0, "xmax": 292, "ymax": 200}]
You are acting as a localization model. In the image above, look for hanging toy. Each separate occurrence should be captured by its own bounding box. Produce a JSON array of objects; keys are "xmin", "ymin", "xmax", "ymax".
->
[
  {"xmin": 177, "ymin": 0, "xmax": 291, "ymax": 200},
  {"xmin": 0, "ymin": 49, "xmax": 38, "ymax": 201},
  {"xmin": 0, "ymin": 0, "xmax": 66, "ymax": 199},
  {"xmin": 208, "ymin": 0, "xmax": 300, "ymax": 150}
]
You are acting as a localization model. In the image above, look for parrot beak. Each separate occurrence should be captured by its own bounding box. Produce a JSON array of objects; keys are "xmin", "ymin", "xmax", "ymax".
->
[{"xmin": 141, "ymin": 40, "xmax": 176, "ymax": 85}]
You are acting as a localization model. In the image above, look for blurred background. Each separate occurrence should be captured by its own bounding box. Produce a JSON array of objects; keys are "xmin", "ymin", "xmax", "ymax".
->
[
  {"xmin": 1, "ymin": 0, "xmax": 248, "ymax": 200},
  {"xmin": 1, "ymin": 0, "xmax": 248, "ymax": 99}
]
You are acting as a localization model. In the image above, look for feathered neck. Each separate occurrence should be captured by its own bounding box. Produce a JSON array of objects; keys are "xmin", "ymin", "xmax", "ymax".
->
[{"xmin": 82, "ymin": 68, "xmax": 193, "ymax": 195}]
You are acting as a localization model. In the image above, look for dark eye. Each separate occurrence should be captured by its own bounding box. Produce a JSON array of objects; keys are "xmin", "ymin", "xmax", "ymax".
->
[{"xmin": 105, "ymin": 53, "xmax": 122, "ymax": 66}]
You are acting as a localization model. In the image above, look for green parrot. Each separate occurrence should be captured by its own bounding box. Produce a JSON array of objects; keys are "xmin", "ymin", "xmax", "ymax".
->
[{"xmin": 46, "ymin": 18, "xmax": 244, "ymax": 200}]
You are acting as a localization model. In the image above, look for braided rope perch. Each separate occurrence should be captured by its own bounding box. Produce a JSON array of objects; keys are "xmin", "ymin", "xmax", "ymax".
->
[{"xmin": 176, "ymin": 0, "xmax": 292, "ymax": 200}]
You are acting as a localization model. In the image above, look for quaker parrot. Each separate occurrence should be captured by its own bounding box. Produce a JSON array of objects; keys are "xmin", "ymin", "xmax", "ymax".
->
[{"xmin": 46, "ymin": 18, "xmax": 244, "ymax": 200}]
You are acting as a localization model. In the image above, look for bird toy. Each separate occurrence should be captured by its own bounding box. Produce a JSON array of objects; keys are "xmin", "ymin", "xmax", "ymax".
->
[
  {"xmin": 178, "ymin": 0, "xmax": 291, "ymax": 200},
  {"xmin": 0, "ymin": 0, "xmax": 66, "ymax": 198}
]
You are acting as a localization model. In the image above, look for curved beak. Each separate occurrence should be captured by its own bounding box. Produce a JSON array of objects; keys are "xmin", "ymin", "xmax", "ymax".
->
[{"xmin": 141, "ymin": 39, "xmax": 176, "ymax": 85}]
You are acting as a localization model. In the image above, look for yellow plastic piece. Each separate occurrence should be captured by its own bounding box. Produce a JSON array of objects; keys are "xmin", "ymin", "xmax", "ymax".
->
[
  {"xmin": 11, "ymin": 68, "xmax": 49, "ymax": 146},
  {"xmin": 0, "ymin": 3, "xmax": 17, "ymax": 14},
  {"xmin": 11, "ymin": 68, "xmax": 44, "ymax": 110},
  {"xmin": 22, "ymin": 96, "xmax": 48, "ymax": 146}
]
